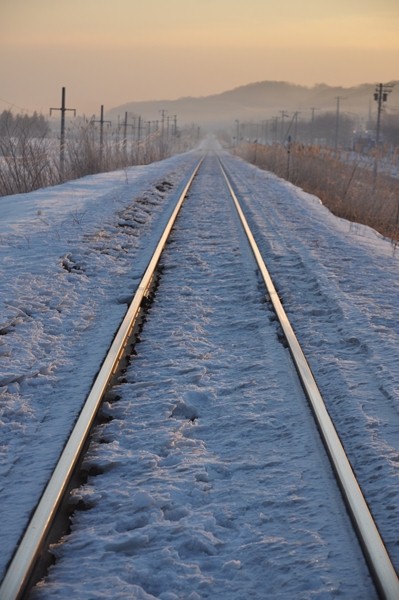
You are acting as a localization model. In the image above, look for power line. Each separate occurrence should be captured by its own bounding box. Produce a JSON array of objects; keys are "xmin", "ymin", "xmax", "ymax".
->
[{"xmin": 0, "ymin": 96, "xmax": 35, "ymax": 114}]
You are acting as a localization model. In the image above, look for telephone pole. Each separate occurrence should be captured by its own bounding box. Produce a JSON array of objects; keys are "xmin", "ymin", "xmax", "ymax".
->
[
  {"xmin": 234, "ymin": 119, "xmax": 240, "ymax": 149},
  {"xmin": 50, "ymin": 87, "xmax": 76, "ymax": 179},
  {"xmin": 310, "ymin": 107, "xmax": 317, "ymax": 145},
  {"xmin": 135, "ymin": 115, "xmax": 143, "ymax": 162},
  {"xmin": 334, "ymin": 96, "xmax": 346, "ymax": 154},
  {"xmin": 92, "ymin": 105, "xmax": 111, "ymax": 166},
  {"xmin": 373, "ymin": 83, "xmax": 394, "ymax": 186},
  {"xmin": 121, "ymin": 112, "xmax": 135, "ymax": 161},
  {"xmin": 159, "ymin": 109, "xmax": 167, "ymax": 157},
  {"xmin": 279, "ymin": 110, "xmax": 289, "ymax": 143},
  {"xmin": 171, "ymin": 115, "xmax": 177, "ymax": 136}
]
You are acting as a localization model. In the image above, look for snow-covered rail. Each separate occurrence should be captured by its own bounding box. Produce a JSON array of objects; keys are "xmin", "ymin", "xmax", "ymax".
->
[
  {"xmin": 218, "ymin": 158, "xmax": 399, "ymax": 600},
  {"xmin": 1, "ymin": 153, "xmax": 398, "ymax": 599},
  {"xmin": 0, "ymin": 159, "xmax": 204, "ymax": 600}
]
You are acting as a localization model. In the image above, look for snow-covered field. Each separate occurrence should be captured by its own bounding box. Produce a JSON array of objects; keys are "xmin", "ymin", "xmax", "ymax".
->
[{"xmin": 1, "ymin": 142, "xmax": 398, "ymax": 597}]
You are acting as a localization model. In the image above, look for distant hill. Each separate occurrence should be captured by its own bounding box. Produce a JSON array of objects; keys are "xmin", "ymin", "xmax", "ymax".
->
[{"xmin": 108, "ymin": 80, "xmax": 399, "ymax": 131}]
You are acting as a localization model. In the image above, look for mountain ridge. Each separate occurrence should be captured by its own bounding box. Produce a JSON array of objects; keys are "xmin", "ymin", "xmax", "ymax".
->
[{"xmin": 108, "ymin": 80, "xmax": 399, "ymax": 130}]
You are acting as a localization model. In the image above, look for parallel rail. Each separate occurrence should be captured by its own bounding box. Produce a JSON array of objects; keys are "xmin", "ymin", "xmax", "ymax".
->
[
  {"xmin": 1, "ymin": 153, "xmax": 398, "ymax": 599},
  {"xmin": 0, "ymin": 157, "xmax": 204, "ymax": 600},
  {"xmin": 218, "ymin": 158, "xmax": 399, "ymax": 600}
]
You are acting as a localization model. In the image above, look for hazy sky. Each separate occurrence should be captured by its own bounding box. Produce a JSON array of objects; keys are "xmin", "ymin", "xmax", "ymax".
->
[{"xmin": 1, "ymin": 0, "xmax": 398, "ymax": 116}]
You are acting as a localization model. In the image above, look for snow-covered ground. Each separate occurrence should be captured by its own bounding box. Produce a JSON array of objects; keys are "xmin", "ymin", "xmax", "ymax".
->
[
  {"xmin": 1, "ymin": 142, "xmax": 398, "ymax": 597},
  {"xmin": 0, "ymin": 151, "xmax": 200, "ymax": 579},
  {"xmin": 343, "ymin": 149, "xmax": 399, "ymax": 179},
  {"xmin": 222, "ymin": 152, "xmax": 399, "ymax": 565}
]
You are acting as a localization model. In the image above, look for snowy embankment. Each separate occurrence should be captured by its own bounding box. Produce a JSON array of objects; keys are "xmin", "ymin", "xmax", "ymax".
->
[
  {"xmin": 0, "ymin": 144, "xmax": 398, "ymax": 598},
  {"xmin": 0, "ymin": 151, "xmax": 200, "ymax": 579},
  {"xmin": 221, "ymin": 153, "xmax": 399, "ymax": 566}
]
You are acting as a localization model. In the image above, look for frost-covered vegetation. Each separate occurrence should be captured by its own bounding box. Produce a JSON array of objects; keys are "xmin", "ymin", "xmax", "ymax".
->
[
  {"xmin": 236, "ymin": 142, "xmax": 399, "ymax": 243},
  {"xmin": 0, "ymin": 110, "xmax": 199, "ymax": 196},
  {"xmin": 229, "ymin": 105, "xmax": 399, "ymax": 242}
]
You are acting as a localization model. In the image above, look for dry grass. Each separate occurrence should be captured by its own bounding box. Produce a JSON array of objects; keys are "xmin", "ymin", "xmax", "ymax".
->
[
  {"xmin": 236, "ymin": 143, "xmax": 399, "ymax": 243},
  {"xmin": 0, "ymin": 123, "xmax": 197, "ymax": 197}
]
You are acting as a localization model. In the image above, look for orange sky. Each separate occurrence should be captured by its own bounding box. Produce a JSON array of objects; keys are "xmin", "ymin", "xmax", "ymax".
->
[{"xmin": 1, "ymin": 0, "xmax": 398, "ymax": 116}]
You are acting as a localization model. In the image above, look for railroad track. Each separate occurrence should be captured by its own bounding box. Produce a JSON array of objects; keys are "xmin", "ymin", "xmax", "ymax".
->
[{"xmin": 1, "ymin": 153, "xmax": 398, "ymax": 599}]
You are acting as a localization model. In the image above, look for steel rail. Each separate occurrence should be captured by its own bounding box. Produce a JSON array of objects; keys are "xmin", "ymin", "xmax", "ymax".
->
[
  {"xmin": 0, "ymin": 156, "xmax": 204, "ymax": 600},
  {"xmin": 218, "ymin": 157, "xmax": 399, "ymax": 600}
]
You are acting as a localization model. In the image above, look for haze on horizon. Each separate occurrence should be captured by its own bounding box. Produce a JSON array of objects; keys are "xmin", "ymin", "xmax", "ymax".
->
[{"xmin": 1, "ymin": 0, "xmax": 398, "ymax": 117}]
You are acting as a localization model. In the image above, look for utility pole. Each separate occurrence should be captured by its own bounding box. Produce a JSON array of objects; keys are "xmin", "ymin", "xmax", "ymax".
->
[
  {"xmin": 284, "ymin": 112, "xmax": 299, "ymax": 179},
  {"xmin": 50, "ymin": 87, "xmax": 76, "ymax": 179},
  {"xmin": 285, "ymin": 112, "xmax": 299, "ymax": 142},
  {"xmin": 235, "ymin": 119, "xmax": 240, "ymax": 149},
  {"xmin": 279, "ymin": 110, "xmax": 289, "ymax": 143},
  {"xmin": 293, "ymin": 111, "xmax": 299, "ymax": 142},
  {"xmin": 92, "ymin": 105, "xmax": 111, "ymax": 166},
  {"xmin": 310, "ymin": 107, "xmax": 317, "ymax": 145},
  {"xmin": 253, "ymin": 122, "xmax": 259, "ymax": 164},
  {"xmin": 171, "ymin": 115, "xmax": 177, "ymax": 136},
  {"xmin": 334, "ymin": 96, "xmax": 346, "ymax": 154},
  {"xmin": 373, "ymin": 83, "xmax": 394, "ymax": 185},
  {"xmin": 123, "ymin": 112, "xmax": 128, "ymax": 155},
  {"xmin": 136, "ymin": 116, "xmax": 142, "ymax": 143},
  {"xmin": 159, "ymin": 109, "xmax": 167, "ymax": 156},
  {"xmin": 286, "ymin": 135, "xmax": 292, "ymax": 179},
  {"xmin": 122, "ymin": 112, "xmax": 135, "ymax": 161},
  {"xmin": 135, "ymin": 115, "xmax": 143, "ymax": 162}
]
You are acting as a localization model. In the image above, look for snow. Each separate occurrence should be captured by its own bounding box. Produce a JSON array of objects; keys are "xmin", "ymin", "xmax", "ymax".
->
[
  {"xmin": 0, "ymin": 152, "xmax": 200, "ymax": 577},
  {"xmin": 1, "ymin": 141, "xmax": 398, "ymax": 598}
]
